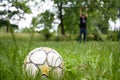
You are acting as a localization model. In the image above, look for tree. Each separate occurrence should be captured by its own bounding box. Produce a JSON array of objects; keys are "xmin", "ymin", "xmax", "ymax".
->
[
  {"xmin": 0, "ymin": 0, "xmax": 31, "ymax": 32},
  {"xmin": 52, "ymin": 0, "xmax": 65, "ymax": 35},
  {"xmin": 53, "ymin": 0, "xmax": 119, "ymax": 34},
  {"xmin": 50, "ymin": 0, "xmax": 80, "ymax": 35},
  {"xmin": 40, "ymin": 10, "xmax": 54, "ymax": 30},
  {"xmin": 28, "ymin": 0, "xmax": 119, "ymax": 36}
]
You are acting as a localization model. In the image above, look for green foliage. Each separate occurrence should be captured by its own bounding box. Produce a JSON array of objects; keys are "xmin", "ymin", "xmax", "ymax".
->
[
  {"xmin": 13, "ymin": 1, "xmax": 31, "ymax": 13},
  {"xmin": 21, "ymin": 27, "xmax": 35, "ymax": 33},
  {"xmin": 40, "ymin": 10, "xmax": 54, "ymax": 29},
  {"xmin": 0, "ymin": 1, "xmax": 31, "ymax": 32},
  {"xmin": 64, "ymin": 8, "xmax": 79, "ymax": 34},
  {"xmin": 0, "ymin": 19, "xmax": 18, "ymax": 32},
  {"xmin": 107, "ymin": 30, "xmax": 120, "ymax": 41},
  {"xmin": 47, "ymin": 0, "xmax": 119, "ymax": 35},
  {"xmin": 1, "ymin": 0, "xmax": 119, "ymax": 36},
  {"xmin": 52, "ymin": 34, "xmax": 78, "ymax": 41},
  {"xmin": 40, "ymin": 28, "xmax": 52, "ymax": 40},
  {"xmin": 0, "ymin": 19, "xmax": 9, "ymax": 27}
]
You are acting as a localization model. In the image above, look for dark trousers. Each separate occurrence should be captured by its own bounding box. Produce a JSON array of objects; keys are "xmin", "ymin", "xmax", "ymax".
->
[{"xmin": 79, "ymin": 28, "xmax": 86, "ymax": 42}]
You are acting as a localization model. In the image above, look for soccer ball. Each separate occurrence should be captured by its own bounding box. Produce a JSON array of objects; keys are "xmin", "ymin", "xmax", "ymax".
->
[{"xmin": 23, "ymin": 47, "xmax": 64, "ymax": 79}]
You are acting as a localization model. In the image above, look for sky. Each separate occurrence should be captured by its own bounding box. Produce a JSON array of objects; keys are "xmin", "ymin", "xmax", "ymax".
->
[
  {"xmin": 109, "ymin": 19, "xmax": 120, "ymax": 31},
  {"xmin": 0, "ymin": 0, "xmax": 120, "ymax": 31},
  {"xmin": 13, "ymin": 0, "xmax": 56, "ymax": 30},
  {"xmin": 0, "ymin": 0, "xmax": 58, "ymax": 32}
]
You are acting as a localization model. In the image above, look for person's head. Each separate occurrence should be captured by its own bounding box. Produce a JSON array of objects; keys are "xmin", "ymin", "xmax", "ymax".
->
[{"xmin": 81, "ymin": 14, "xmax": 85, "ymax": 18}]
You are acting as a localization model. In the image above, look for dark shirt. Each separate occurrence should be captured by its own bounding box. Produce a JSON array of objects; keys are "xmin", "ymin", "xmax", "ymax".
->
[{"xmin": 80, "ymin": 17, "xmax": 87, "ymax": 29}]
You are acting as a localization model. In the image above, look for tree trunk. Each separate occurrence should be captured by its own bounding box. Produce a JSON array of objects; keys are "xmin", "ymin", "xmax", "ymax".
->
[{"xmin": 58, "ymin": 2, "xmax": 65, "ymax": 35}]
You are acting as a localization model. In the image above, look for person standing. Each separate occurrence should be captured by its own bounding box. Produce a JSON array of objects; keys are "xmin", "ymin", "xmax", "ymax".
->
[{"xmin": 79, "ymin": 8, "xmax": 88, "ymax": 42}]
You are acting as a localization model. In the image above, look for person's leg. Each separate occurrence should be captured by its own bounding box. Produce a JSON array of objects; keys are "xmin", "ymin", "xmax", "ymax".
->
[
  {"xmin": 79, "ymin": 29, "xmax": 82, "ymax": 42},
  {"xmin": 83, "ymin": 29, "xmax": 86, "ymax": 42}
]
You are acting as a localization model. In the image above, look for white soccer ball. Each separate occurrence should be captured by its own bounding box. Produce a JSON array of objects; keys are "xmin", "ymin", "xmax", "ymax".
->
[{"xmin": 23, "ymin": 47, "xmax": 64, "ymax": 79}]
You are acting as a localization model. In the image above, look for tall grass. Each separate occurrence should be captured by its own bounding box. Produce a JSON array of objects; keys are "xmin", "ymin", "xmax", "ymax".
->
[{"xmin": 0, "ymin": 33, "xmax": 120, "ymax": 80}]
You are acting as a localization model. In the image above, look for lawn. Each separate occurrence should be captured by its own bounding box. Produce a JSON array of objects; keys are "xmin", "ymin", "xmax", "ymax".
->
[{"xmin": 0, "ymin": 33, "xmax": 120, "ymax": 80}]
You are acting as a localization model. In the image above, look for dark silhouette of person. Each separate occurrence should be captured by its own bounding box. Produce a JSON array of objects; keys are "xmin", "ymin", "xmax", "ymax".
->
[{"xmin": 79, "ymin": 8, "xmax": 88, "ymax": 42}]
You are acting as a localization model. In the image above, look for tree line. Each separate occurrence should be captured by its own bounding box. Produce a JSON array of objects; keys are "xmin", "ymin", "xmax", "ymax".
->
[{"xmin": 0, "ymin": 0, "xmax": 120, "ymax": 40}]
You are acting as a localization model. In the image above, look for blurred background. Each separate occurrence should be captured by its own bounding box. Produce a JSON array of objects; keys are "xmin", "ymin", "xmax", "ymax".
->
[{"xmin": 0, "ymin": 0, "xmax": 120, "ymax": 41}]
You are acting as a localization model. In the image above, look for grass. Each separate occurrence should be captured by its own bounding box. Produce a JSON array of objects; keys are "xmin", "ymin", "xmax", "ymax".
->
[{"xmin": 0, "ymin": 33, "xmax": 120, "ymax": 80}]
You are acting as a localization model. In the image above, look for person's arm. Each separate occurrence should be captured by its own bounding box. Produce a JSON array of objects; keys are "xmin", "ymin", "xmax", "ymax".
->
[
  {"xmin": 85, "ymin": 9, "xmax": 88, "ymax": 17},
  {"xmin": 80, "ymin": 8, "xmax": 82, "ymax": 17}
]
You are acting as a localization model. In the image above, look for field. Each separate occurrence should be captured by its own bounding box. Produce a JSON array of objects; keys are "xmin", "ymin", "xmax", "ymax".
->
[{"xmin": 0, "ymin": 33, "xmax": 120, "ymax": 80}]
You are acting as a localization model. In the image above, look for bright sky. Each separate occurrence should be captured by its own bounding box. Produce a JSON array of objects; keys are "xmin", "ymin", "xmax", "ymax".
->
[
  {"xmin": 16, "ymin": 0, "xmax": 55, "ymax": 29},
  {"xmin": 0, "ymin": 0, "xmax": 120, "ymax": 31},
  {"xmin": 109, "ymin": 19, "xmax": 120, "ymax": 30}
]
